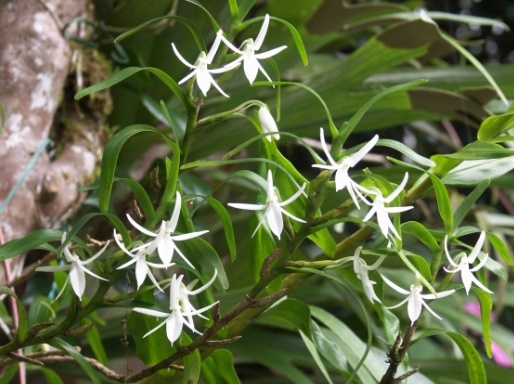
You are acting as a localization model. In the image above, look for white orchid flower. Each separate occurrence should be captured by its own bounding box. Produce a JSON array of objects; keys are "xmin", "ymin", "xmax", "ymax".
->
[
  {"xmin": 228, "ymin": 170, "xmax": 306, "ymax": 239},
  {"xmin": 444, "ymin": 232, "xmax": 493, "ymax": 295},
  {"xmin": 128, "ymin": 192, "xmax": 208, "ymax": 269},
  {"xmin": 362, "ymin": 173, "xmax": 413, "ymax": 239},
  {"xmin": 172, "ymin": 31, "xmax": 233, "ymax": 97},
  {"xmin": 258, "ymin": 106, "xmax": 280, "ymax": 142},
  {"xmin": 313, "ymin": 128, "xmax": 378, "ymax": 209},
  {"xmin": 382, "ymin": 272, "xmax": 455, "ymax": 324},
  {"xmin": 352, "ymin": 246, "xmax": 385, "ymax": 303},
  {"xmin": 113, "ymin": 231, "xmax": 172, "ymax": 292},
  {"xmin": 133, "ymin": 270, "xmax": 218, "ymax": 345},
  {"xmin": 220, "ymin": 14, "xmax": 287, "ymax": 84},
  {"xmin": 36, "ymin": 233, "xmax": 109, "ymax": 301}
]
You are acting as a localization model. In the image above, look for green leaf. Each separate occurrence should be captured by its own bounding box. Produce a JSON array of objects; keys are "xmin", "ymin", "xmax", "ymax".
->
[
  {"xmin": 0, "ymin": 286, "xmax": 28, "ymax": 343},
  {"xmin": 204, "ymin": 196, "xmax": 236, "ymax": 261},
  {"xmin": 185, "ymin": 0, "xmax": 221, "ymax": 30},
  {"xmin": 180, "ymin": 237, "xmax": 229, "ymax": 291},
  {"xmin": 0, "ymin": 365, "xmax": 18, "ymax": 384},
  {"xmin": 83, "ymin": 320, "xmax": 108, "ymax": 365},
  {"xmin": 57, "ymin": 212, "xmax": 130, "ymax": 256},
  {"xmin": 472, "ymin": 288, "xmax": 493, "ymax": 358},
  {"xmin": 486, "ymin": 232, "xmax": 513, "ymax": 265},
  {"xmin": 182, "ymin": 334, "xmax": 201, "ymax": 384},
  {"xmin": 116, "ymin": 178, "xmax": 155, "ymax": 224},
  {"xmin": 258, "ymin": 298, "xmax": 311, "ymax": 335},
  {"xmin": 446, "ymin": 332, "xmax": 487, "ymax": 384},
  {"xmin": 309, "ymin": 320, "xmax": 349, "ymax": 374},
  {"xmin": 201, "ymin": 349, "xmax": 241, "ymax": 384},
  {"xmin": 299, "ymin": 330, "xmax": 334, "ymax": 384},
  {"xmin": 378, "ymin": 138, "xmax": 435, "ymax": 168},
  {"xmin": 340, "ymin": 79, "xmax": 427, "ymax": 144},
  {"xmin": 270, "ymin": 16, "xmax": 308, "ymax": 66},
  {"xmin": 402, "ymin": 221, "xmax": 439, "ymax": 252},
  {"xmin": 310, "ymin": 306, "xmax": 385, "ymax": 383},
  {"xmin": 443, "ymin": 157, "xmax": 514, "ymax": 185},
  {"xmin": 41, "ymin": 368, "xmax": 65, "ymax": 384},
  {"xmin": 0, "ymin": 229, "xmax": 62, "ymax": 261},
  {"xmin": 75, "ymin": 67, "xmax": 193, "ymax": 112},
  {"xmin": 98, "ymin": 124, "xmax": 178, "ymax": 213},
  {"xmin": 453, "ymin": 180, "xmax": 490, "ymax": 230},
  {"xmin": 429, "ymin": 173, "xmax": 453, "ymax": 234},
  {"xmin": 115, "ymin": 15, "xmax": 206, "ymax": 52},
  {"xmin": 478, "ymin": 112, "xmax": 514, "ymax": 141},
  {"xmin": 442, "ymin": 141, "xmax": 514, "ymax": 160},
  {"xmin": 51, "ymin": 338, "xmax": 101, "ymax": 384}
]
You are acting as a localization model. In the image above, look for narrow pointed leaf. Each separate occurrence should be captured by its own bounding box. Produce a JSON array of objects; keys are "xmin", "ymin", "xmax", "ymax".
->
[{"xmin": 50, "ymin": 338, "xmax": 101, "ymax": 384}]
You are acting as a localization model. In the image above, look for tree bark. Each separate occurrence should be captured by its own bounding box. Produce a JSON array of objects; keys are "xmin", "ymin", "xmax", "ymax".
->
[{"xmin": 0, "ymin": 0, "xmax": 108, "ymax": 281}]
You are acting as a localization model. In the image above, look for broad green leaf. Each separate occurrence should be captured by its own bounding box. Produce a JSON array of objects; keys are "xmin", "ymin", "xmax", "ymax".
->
[
  {"xmin": 446, "ymin": 332, "xmax": 487, "ymax": 384},
  {"xmin": 299, "ymin": 330, "xmax": 334, "ymax": 384},
  {"xmin": 309, "ymin": 320, "xmax": 349, "ymax": 374},
  {"xmin": 402, "ymin": 221, "xmax": 439, "ymax": 252},
  {"xmin": 200, "ymin": 349, "xmax": 241, "ymax": 384},
  {"xmin": 453, "ymin": 180, "xmax": 490, "ymax": 230},
  {"xmin": 0, "ymin": 286, "xmax": 28, "ymax": 343},
  {"xmin": 258, "ymin": 298, "xmax": 311, "ymax": 335},
  {"xmin": 472, "ymin": 288, "xmax": 493, "ymax": 358},
  {"xmin": 98, "ymin": 124, "xmax": 178, "ymax": 213},
  {"xmin": 204, "ymin": 196, "xmax": 236, "ymax": 261},
  {"xmin": 478, "ymin": 112, "xmax": 514, "ymax": 141},
  {"xmin": 75, "ymin": 67, "xmax": 193, "ymax": 112},
  {"xmin": 429, "ymin": 174, "xmax": 453, "ymax": 234},
  {"xmin": 339, "ymin": 79, "xmax": 427, "ymax": 144},
  {"xmin": 180, "ymin": 237, "xmax": 229, "ymax": 291},
  {"xmin": 182, "ymin": 334, "xmax": 201, "ymax": 384},
  {"xmin": 310, "ymin": 306, "xmax": 385, "ymax": 383},
  {"xmin": 0, "ymin": 229, "xmax": 62, "ymax": 261},
  {"xmin": 442, "ymin": 141, "xmax": 514, "ymax": 160},
  {"xmin": 443, "ymin": 157, "xmax": 514, "ymax": 185},
  {"xmin": 51, "ymin": 338, "xmax": 101, "ymax": 384}
]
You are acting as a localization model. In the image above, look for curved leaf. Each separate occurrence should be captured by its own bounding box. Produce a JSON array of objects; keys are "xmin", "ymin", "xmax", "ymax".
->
[
  {"xmin": 51, "ymin": 338, "xmax": 101, "ymax": 384},
  {"xmin": 75, "ymin": 67, "xmax": 193, "ymax": 112},
  {"xmin": 446, "ymin": 332, "xmax": 487, "ymax": 384},
  {"xmin": 98, "ymin": 124, "xmax": 178, "ymax": 213},
  {"xmin": 0, "ymin": 229, "xmax": 62, "ymax": 261},
  {"xmin": 204, "ymin": 196, "xmax": 236, "ymax": 261}
]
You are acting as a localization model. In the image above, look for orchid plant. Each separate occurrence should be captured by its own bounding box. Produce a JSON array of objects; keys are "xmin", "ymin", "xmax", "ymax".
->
[{"xmin": 1, "ymin": 2, "xmax": 513, "ymax": 384}]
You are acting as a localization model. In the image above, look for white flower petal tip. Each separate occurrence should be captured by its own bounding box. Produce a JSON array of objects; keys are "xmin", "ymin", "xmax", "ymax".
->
[
  {"xmin": 220, "ymin": 14, "xmax": 286, "ymax": 84},
  {"xmin": 362, "ymin": 173, "xmax": 413, "ymax": 239},
  {"xmin": 133, "ymin": 271, "xmax": 218, "ymax": 345},
  {"xmin": 228, "ymin": 170, "xmax": 306, "ymax": 239},
  {"xmin": 123, "ymin": 193, "xmax": 206, "ymax": 271},
  {"xmin": 172, "ymin": 33, "xmax": 232, "ymax": 98},
  {"xmin": 37, "ymin": 234, "xmax": 109, "ymax": 301},
  {"xmin": 313, "ymin": 128, "xmax": 379, "ymax": 209},
  {"xmin": 258, "ymin": 106, "xmax": 280, "ymax": 142},
  {"xmin": 382, "ymin": 273, "xmax": 455, "ymax": 324},
  {"xmin": 444, "ymin": 232, "xmax": 493, "ymax": 295}
]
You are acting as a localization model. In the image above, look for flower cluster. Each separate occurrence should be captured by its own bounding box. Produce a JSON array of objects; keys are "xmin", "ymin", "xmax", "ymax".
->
[
  {"xmin": 172, "ymin": 14, "xmax": 286, "ymax": 98},
  {"xmin": 115, "ymin": 192, "xmax": 218, "ymax": 344},
  {"xmin": 39, "ymin": 193, "xmax": 218, "ymax": 345}
]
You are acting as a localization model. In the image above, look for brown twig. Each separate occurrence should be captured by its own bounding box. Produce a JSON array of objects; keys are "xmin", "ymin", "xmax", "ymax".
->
[{"xmin": 379, "ymin": 321, "xmax": 418, "ymax": 384}]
